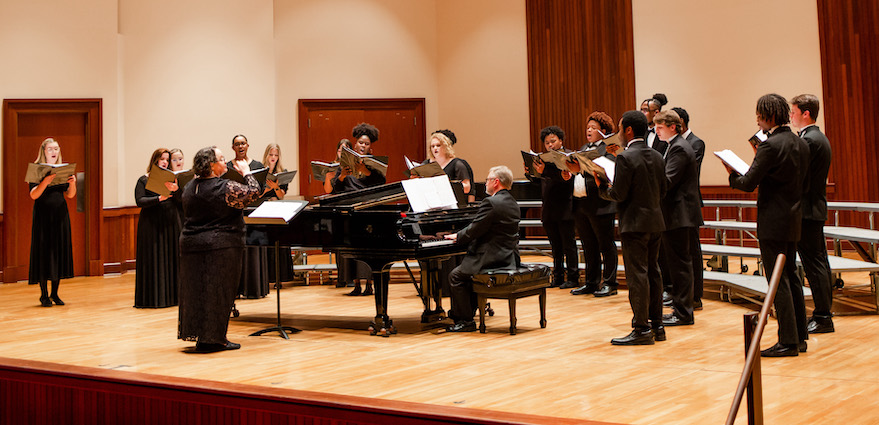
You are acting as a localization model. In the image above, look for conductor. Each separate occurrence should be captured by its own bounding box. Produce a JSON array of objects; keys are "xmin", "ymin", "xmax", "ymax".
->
[{"xmin": 444, "ymin": 166, "xmax": 521, "ymax": 332}]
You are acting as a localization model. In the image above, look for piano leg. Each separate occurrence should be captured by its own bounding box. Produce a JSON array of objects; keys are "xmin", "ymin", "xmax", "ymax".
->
[{"xmin": 366, "ymin": 261, "xmax": 397, "ymax": 337}]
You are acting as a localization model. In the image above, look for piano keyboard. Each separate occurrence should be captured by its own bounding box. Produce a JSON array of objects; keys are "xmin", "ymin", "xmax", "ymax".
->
[{"xmin": 420, "ymin": 239, "xmax": 455, "ymax": 248}]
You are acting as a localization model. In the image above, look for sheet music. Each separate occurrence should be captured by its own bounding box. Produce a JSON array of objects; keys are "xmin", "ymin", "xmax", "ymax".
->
[
  {"xmin": 401, "ymin": 174, "xmax": 458, "ymax": 212},
  {"xmin": 714, "ymin": 149, "xmax": 751, "ymax": 175},
  {"xmin": 593, "ymin": 156, "xmax": 616, "ymax": 183},
  {"xmin": 244, "ymin": 200, "xmax": 309, "ymax": 225}
]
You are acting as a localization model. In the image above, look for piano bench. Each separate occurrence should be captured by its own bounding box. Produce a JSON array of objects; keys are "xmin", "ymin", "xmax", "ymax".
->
[{"xmin": 471, "ymin": 264, "xmax": 551, "ymax": 335}]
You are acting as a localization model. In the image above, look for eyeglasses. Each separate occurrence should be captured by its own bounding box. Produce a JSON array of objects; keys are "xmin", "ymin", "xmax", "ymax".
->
[{"xmin": 232, "ymin": 142, "xmax": 248, "ymax": 147}]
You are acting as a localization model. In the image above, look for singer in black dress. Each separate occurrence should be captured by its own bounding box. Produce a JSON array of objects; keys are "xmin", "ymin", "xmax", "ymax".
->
[
  {"xmin": 227, "ymin": 134, "xmax": 269, "ymax": 299},
  {"xmin": 28, "ymin": 138, "xmax": 76, "ymax": 307},
  {"xmin": 134, "ymin": 148, "xmax": 181, "ymax": 308},
  {"xmin": 259, "ymin": 142, "xmax": 294, "ymax": 284},
  {"xmin": 179, "ymin": 146, "xmax": 261, "ymax": 353}
]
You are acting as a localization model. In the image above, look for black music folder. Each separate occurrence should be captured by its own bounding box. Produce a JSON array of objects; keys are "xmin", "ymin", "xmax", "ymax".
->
[
  {"xmin": 403, "ymin": 156, "xmax": 445, "ymax": 178},
  {"xmin": 267, "ymin": 170, "xmax": 297, "ymax": 186},
  {"xmin": 222, "ymin": 167, "xmax": 269, "ymax": 187}
]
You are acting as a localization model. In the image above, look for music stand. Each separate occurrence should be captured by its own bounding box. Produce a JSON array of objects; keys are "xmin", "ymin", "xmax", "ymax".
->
[
  {"xmin": 244, "ymin": 200, "xmax": 308, "ymax": 339},
  {"xmin": 250, "ymin": 241, "xmax": 301, "ymax": 339}
]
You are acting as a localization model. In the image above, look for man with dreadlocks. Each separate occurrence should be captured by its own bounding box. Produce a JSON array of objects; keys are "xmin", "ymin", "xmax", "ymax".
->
[{"xmin": 724, "ymin": 93, "xmax": 810, "ymax": 357}]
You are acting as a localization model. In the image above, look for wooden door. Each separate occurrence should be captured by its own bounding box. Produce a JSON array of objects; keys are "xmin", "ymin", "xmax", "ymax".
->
[
  {"xmin": 2, "ymin": 99, "xmax": 103, "ymax": 282},
  {"xmin": 298, "ymin": 99, "xmax": 426, "ymax": 201}
]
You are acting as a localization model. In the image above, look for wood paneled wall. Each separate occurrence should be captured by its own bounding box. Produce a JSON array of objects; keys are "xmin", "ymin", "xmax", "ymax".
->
[
  {"xmin": 525, "ymin": 0, "xmax": 635, "ymax": 151},
  {"xmin": 0, "ymin": 357, "xmax": 595, "ymax": 425},
  {"xmin": 817, "ymin": 0, "xmax": 879, "ymax": 226},
  {"xmin": 102, "ymin": 207, "xmax": 139, "ymax": 274}
]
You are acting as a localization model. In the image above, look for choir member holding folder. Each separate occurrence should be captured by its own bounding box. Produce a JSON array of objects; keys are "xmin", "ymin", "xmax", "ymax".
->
[
  {"xmin": 421, "ymin": 131, "xmax": 473, "ymax": 199},
  {"xmin": 168, "ymin": 148, "xmax": 186, "ymax": 227},
  {"xmin": 259, "ymin": 142, "xmax": 294, "ymax": 284},
  {"xmin": 134, "ymin": 148, "xmax": 181, "ymax": 308},
  {"xmin": 568, "ymin": 112, "xmax": 619, "ymax": 297},
  {"xmin": 524, "ymin": 126, "xmax": 579, "ymax": 289},
  {"xmin": 226, "ymin": 134, "xmax": 270, "ymax": 299},
  {"xmin": 28, "ymin": 137, "xmax": 77, "ymax": 307},
  {"xmin": 179, "ymin": 146, "xmax": 261, "ymax": 353},
  {"xmin": 331, "ymin": 124, "xmax": 386, "ymax": 296}
]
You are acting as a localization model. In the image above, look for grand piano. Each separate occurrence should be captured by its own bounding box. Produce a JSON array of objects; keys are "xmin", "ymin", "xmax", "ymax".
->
[{"xmin": 245, "ymin": 181, "xmax": 478, "ymax": 336}]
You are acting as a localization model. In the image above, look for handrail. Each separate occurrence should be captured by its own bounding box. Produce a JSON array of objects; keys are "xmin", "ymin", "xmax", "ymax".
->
[{"xmin": 725, "ymin": 253, "xmax": 786, "ymax": 425}]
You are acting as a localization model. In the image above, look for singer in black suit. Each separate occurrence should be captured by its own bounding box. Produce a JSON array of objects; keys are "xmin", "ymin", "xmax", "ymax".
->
[
  {"xmin": 727, "ymin": 94, "xmax": 810, "ymax": 357},
  {"xmin": 597, "ymin": 111, "xmax": 668, "ymax": 345},
  {"xmin": 569, "ymin": 112, "xmax": 618, "ymax": 297},
  {"xmin": 791, "ymin": 94, "xmax": 834, "ymax": 334},
  {"xmin": 641, "ymin": 94, "xmax": 669, "ymax": 156},
  {"xmin": 673, "ymin": 107, "xmax": 706, "ymax": 309},
  {"xmin": 653, "ymin": 111, "xmax": 702, "ymax": 326},
  {"xmin": 445, "ymin": 166, "xmax": 521, "ymax": 332},
  {"xmin": 526, "ymin": 126, "xmax": 578, "ymax": 289}
]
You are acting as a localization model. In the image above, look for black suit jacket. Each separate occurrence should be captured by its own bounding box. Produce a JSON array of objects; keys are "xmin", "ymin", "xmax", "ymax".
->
[
  {"xmin": 455, "ymin": 189, "xmax": 521, "ymax": 275},
  {"xmin": 576, "ymin": 142, "xmax": 617, "ymax": 216},
  {"xmin": 729, "ymin": 126, "xmax": 809, "ymax": 241},
  {"xmin": 662, "ymin": 135, "xmax": 703, "ymax": 230},
  {"xmin": 686, "ymin": 131, "xmax": 706, "ymax": 207},
  {"xmin": 598, "ymin": 140, "xmax": 667, "ymax": 234},
  {"xmin": 799, "ymin": 125, "xmax": 832, "ymax": 222}
]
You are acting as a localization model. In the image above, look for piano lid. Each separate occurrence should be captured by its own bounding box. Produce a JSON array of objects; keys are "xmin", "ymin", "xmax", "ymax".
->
[{"xmin": 316, "ymin": 181, "xmax": 407, "ymax": 210}]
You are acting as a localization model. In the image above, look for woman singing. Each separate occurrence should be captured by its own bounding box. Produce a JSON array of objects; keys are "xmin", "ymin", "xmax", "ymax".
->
[
  {"xmin": 28, "ymin": 138, "xmax": 76, "ymax": 307},
  {"xmin": 260, "ymin": 142, "xmax": 294, "ymax": 284},
  {"xmin": 227, "ymin": 134, "xmax": 269, "ymax": 299},
  {"xmin": 178, "ymin": 146, "xmax": 261, "ymax": 353},
  {"xmin": 134, "ymin": 148, "xmax": 181, "ymax": 308}
]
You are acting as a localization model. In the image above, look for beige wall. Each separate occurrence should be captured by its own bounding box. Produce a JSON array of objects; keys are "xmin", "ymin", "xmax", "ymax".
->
[
  {"xmin": 435, "ymin": 0, "xmax": 530, "ymax": 181},
  {"xmin": 118, "ymin": 0, "xmax": 275, "ymax": 204},
  {"xmin": 633, "ymin": 0, "xmax": 824, "ymax": 185},
  {"xmin": 1, "ymin": 0, "xmax": 828, "ymax": 209},
  {"xmin": 0, "ymin": 0, "xmax": 119, "ymax": 210}
]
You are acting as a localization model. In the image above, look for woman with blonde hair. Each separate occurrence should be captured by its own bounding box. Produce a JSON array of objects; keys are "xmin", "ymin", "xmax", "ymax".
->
[
  {"xmin": 28, "ymin": 137, "xmax": 77, "ymax": 307},
  {"xmin": 134, "ymin": 148, "xmax": 181, "ymax": 308},
  {"xmin": 259, "ymin": 143, "xmax": 287, "ymax": 202}
]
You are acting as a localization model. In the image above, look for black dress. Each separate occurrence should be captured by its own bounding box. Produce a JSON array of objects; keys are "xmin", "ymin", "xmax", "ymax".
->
[
  {"xmin": 258, "ymin": 175, "xmax": 294, "ymax": 284},
  {"xmin": 226, "ymin": 159, "xmax": 270, "ymax": 298},
  {"xmin": 178, "ymin": 175, "xmax": 261, "ymax": 344},
  {"xmin": 28, "ymin": 182, "xmax": 74, "ymax": 284},
  {"xmin": 134, "ymin": 175, "xmax": 181, "ymax": 308}
]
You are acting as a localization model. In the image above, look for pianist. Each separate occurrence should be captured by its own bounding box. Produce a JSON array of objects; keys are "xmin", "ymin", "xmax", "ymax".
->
[{"xmin": 444, "ymin": 166, "xmax": 521, "ymax": 332}]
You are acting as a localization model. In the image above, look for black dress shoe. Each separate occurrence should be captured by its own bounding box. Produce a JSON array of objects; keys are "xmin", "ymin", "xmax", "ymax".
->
[
  {"xmin": 447, "ymin": 321, "xmax": 477, "ymax": 332},
  {"xmin": 807, "ymin": 316, "xmax": 834, "ymax": 334},
  {"xmin": 611, "ymin": 329, "xmax": 654, "ymax": 345},
  {"xmin": 593, "ymin": 285, "xmax": 618, "ymax": 297},
  {"xmin": 661, "ymin": 313, "xmax": 694, "ymax": 326},
  {"xmin": 50, "ymin": 295, "xmax": 65, "ymax": 306},
  {"xmin": 195, "ymin": 342, "xmax": 226, "ymax": 353},
  {"xmin": 760, "ymin": 342, "xmax": 799, "ymax": 357},
  {"xmin": 798, "ymin": 340, "xmax": 807, "ymax": 353},
  {"xmin": 559, "ymin": 281, "xmax": 579, "ymax": 289},
  {"xmin": 361, "ymin": 285, "xmax": 374, "ymax": 296},
  {"xmin": 40, "ymin": 296, "xmax": 53, "ymax": 307},
  {"xmin": 224, "ymin": 341, "xmax": 241, "ymax": 350},
  {"xmin": 694, "ymin": 299, "xmax": 703, "ymax": 310},
  {"xmin": 549, "ymin": 280, "xmax": 563, "ymax": 288},
  {"xmin": 652, "ymin": 325, "xmax": 667, "ymax": 342},
  {"xmin": 571, "ymin": 284, "xmax": 598, "ymax": 295},
  {"xmin": 345, "ymin": 286, "xmax": 362, "ymax": 296}
]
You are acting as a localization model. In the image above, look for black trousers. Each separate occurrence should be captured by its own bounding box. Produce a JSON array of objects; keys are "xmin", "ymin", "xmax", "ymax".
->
[
  {"xmin": 574, "ymin": 207, "xmax": 617, "ymax": 287},
  {"xmin": 692, "ymin": 226, "xmax": 704, "ymax": 302},
  {"xmin": 797, "ymin": 219, "xmax": 833, "ymax": 317},
  {"xmin": 660, "ymin": 227, "xmax": 695, "ymax": 322},
  {"xmin": 760, "ymin": 239, "xmax": 808, "ymax": 345},
  {"xmin": 621, "ymin": 231, "xmax": 663, "ymax": 330},
  {"xmin": 448, "ymin": 266, "xmax": 477, "ymax": 323},
  {"xmin": 543, "ymin": 218, "xmax": 579, "ymax": 284}
]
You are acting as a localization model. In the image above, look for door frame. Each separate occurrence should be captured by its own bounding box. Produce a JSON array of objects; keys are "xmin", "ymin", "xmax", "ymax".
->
[
  {"xmin": 2, "ymin": 99, "xmax": 103, "ymax": 282},
  {"xmin": 297, "ymin": 98, "xmax": 427, "ymax": 199}
]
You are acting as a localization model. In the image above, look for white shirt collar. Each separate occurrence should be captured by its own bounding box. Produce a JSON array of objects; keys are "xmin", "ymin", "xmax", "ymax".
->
[
  {"xmin": 626, "ymin": 138, "xmax": 644, "ymax": 148},
  {"xmin": 682, "ymin": 129, "xmax": 692, "ymax": 139}
]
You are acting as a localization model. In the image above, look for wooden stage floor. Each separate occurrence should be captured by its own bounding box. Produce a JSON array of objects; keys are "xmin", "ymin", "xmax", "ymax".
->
[{"xmin": 1, "ymin": 260, "xmax": 878, "ymax": 424}]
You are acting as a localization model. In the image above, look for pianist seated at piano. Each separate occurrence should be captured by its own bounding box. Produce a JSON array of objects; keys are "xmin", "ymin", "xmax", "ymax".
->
[
  {"xmin": 330, "ymin": 123, "xmax": 385, "ymax": 296},
  {"xmin": 444, "ymin": 165, "xmax": 521, "ymax": 332}
]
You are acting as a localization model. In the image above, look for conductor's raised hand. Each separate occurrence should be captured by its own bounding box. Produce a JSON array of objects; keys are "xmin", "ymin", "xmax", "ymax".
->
[{"xmin": 232, "ymin": 161, "xmax": 245, "ymax": 176}]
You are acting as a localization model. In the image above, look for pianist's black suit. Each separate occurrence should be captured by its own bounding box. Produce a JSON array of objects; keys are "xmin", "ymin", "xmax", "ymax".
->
[
  {"xmin": 685, "ymin": 131, "xmax": 706, "ymax": 304},
  {"xmin": 729, "ymin": 126, "xmax": 810, "ymax": 346},
  {"xmin": 449, "ymin": 189, "xmax": 521, "ymax": 323},
  {"xmin": 573, "ymin": 142, "xmax": 618, "ymax": 290},
  {"xmin": 797, "ymin": 125, "xmax": 833, "ymax": 320},
  {"xmin": 659, "ymin": 135, "xmax": 703, "ymax": 323},
  {"xmin": 599, "ymin": 139, "xmax": 667, "ymax": 331}
]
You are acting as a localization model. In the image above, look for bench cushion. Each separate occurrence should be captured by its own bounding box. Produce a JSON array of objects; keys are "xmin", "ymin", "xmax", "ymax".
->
[{"xmin": 472, "ymin": 264, "xmax": 551, "ymax": 288}]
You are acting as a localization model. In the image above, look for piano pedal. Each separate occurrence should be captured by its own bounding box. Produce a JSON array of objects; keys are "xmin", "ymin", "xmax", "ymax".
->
[{"xmin": 486, "ymin": 302, "xmax": 495, "ymax": 317}]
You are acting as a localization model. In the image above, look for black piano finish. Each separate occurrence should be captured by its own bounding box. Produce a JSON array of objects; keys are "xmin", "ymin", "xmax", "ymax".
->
[{"xmin": 246, "ymin": 182, "xmax": 477, "ymax": 336}]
